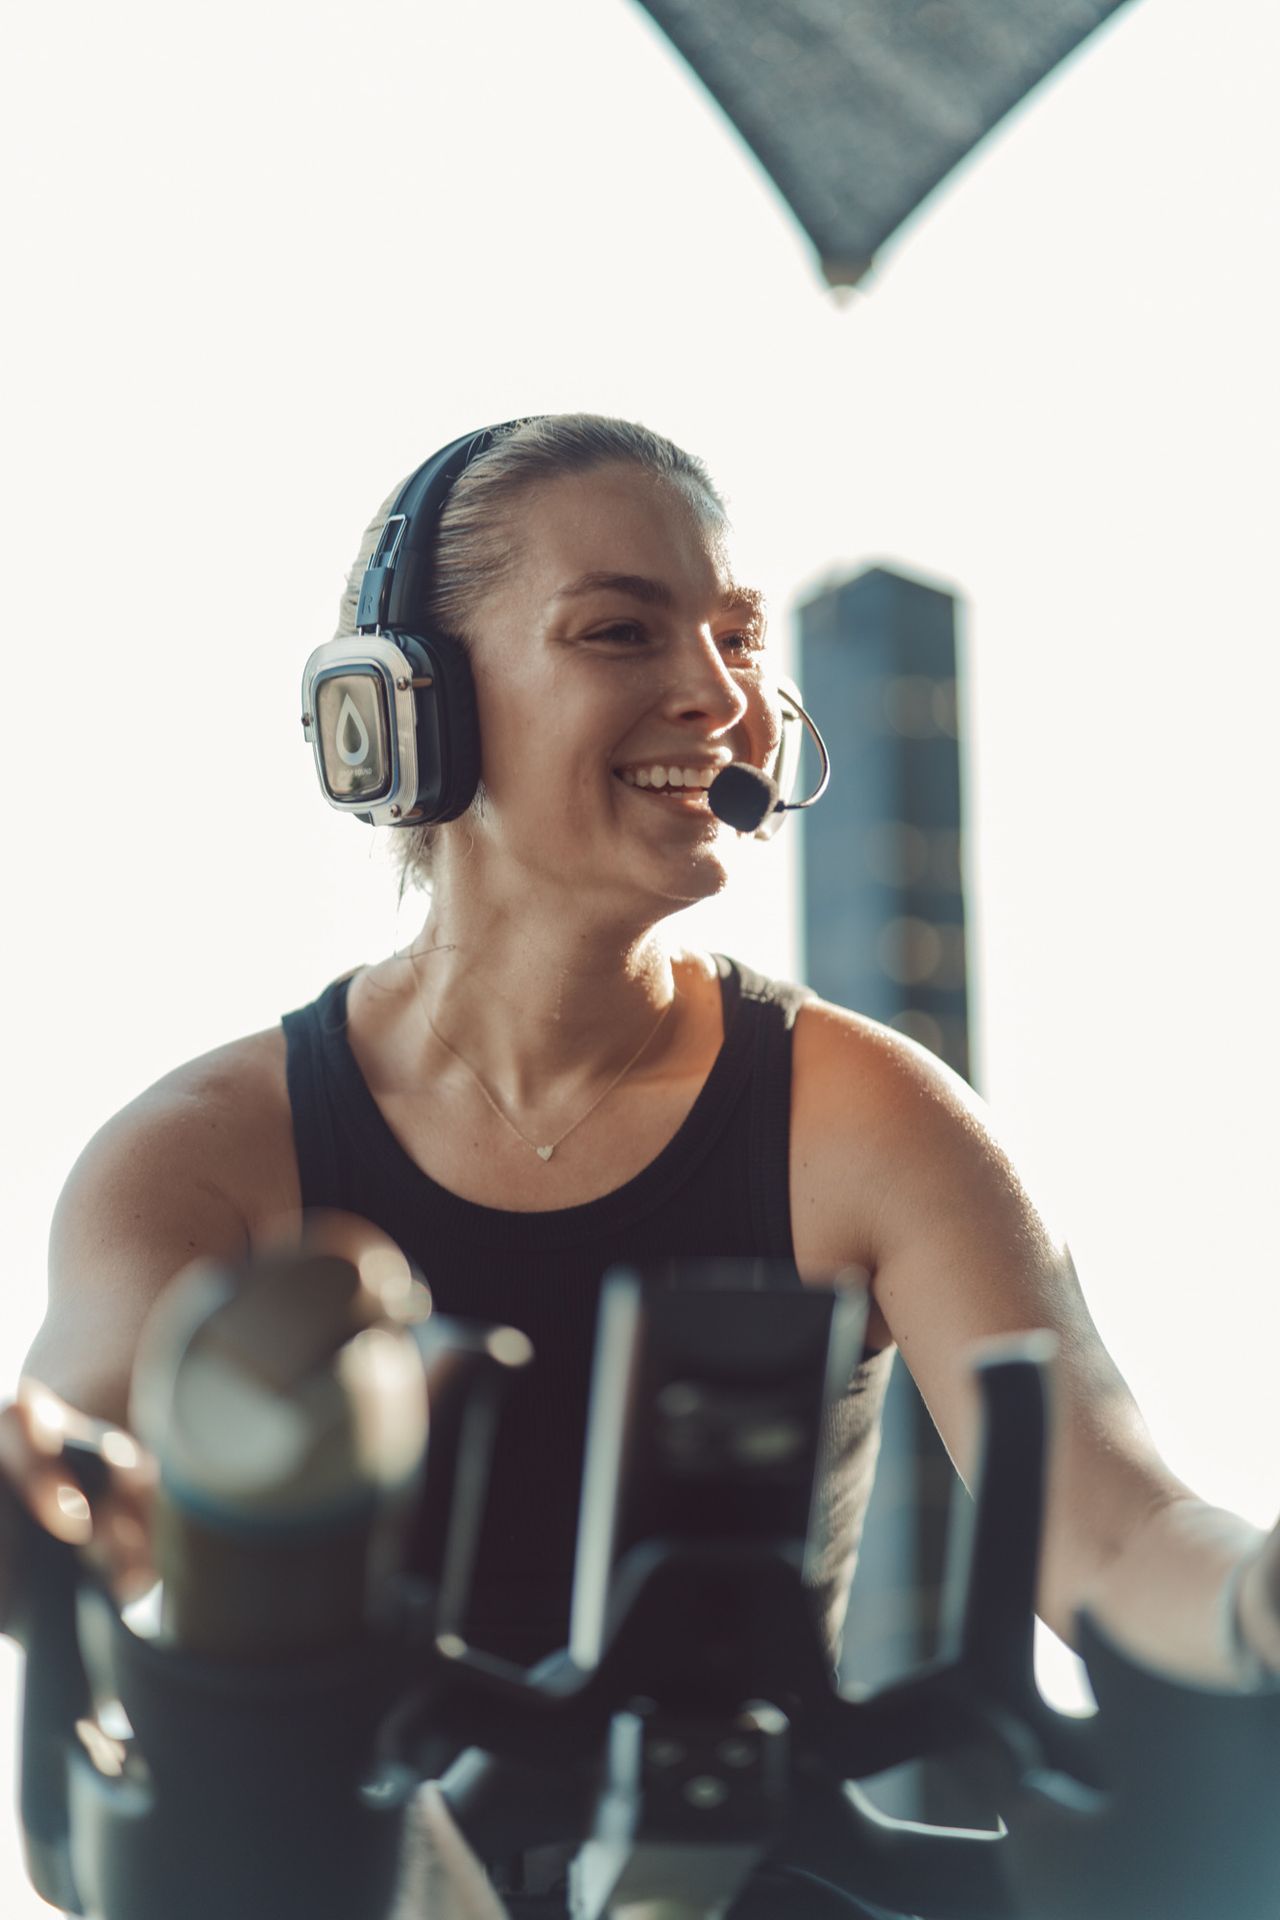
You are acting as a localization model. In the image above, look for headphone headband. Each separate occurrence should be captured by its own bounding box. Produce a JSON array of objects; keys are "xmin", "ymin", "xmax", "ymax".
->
[{"xmin": 355, "ymin": 421, "xmax": 532, "ymax": 634}]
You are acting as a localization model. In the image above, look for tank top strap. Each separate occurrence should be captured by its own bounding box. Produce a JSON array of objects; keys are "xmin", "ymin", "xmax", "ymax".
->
[
  {"xmin": 712, "ymin": 953, "xmax": 814, "ymax": 1261},
  {"xmin": 281, "ymin": 974, "xmax": 356, "ymax": 1213}
]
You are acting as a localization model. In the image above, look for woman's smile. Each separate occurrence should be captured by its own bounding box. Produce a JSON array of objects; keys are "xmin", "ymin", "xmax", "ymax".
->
[
  {"xmin": 613, "ymin": 762, "xmax": 724, "ymax": 791},
  {"xmin": 611, "ymin": 768, "xmax": 718, "ymax": 814},
  {"xmin": 610, "ymin": 756, "xmax": 736, "ymax": 822}
]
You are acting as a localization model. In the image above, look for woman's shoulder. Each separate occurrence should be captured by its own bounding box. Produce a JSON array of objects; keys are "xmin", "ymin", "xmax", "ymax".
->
[
  {"xmin": 794, "ymin": 991, "xmax": 981, "ymax": 1110},
  {"xmin": 136, "ymin": 1023, "xmax": 291, "ymax": 1116},
  {"xmin": 35, "ymin": 1026, "xmax": 300, "ymax": 1420},
  {"xmin": 713, "ymin": 952, "xmax": 980, "ymax": 1125},
  {"xmin": 791, "ymin": 992, "xmax": 998, "ymax": 1220},
  {"xmin": 65, "ymin": 1024, "xmax": 299, "ymax": 1235},
  {"xmin": 786, "ymin": 994, "xmax": 1042, "ymax": 1337}
]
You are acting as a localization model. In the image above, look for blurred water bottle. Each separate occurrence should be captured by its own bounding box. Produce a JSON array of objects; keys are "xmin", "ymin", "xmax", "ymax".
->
[{"xmin": 129, "ymin": 1246, "xmax": 430, "ymax": 1657}]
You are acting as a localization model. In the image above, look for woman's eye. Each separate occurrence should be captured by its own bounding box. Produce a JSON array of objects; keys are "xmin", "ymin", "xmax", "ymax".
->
[{"xmin": 590, "ymin": 622, "xmax": 763, "ymax": 654}]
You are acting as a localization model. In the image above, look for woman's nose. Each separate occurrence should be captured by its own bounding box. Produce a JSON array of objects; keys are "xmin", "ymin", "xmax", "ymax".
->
[{"xmin": 663, "ymin": 630, "xmax": 750, "ymax": 730}]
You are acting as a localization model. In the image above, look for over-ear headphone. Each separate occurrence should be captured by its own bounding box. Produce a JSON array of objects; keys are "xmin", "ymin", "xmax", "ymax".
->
[
  {"xmin": 301, "ymin": 423, "xmax": 523, "ymax": 828},
  {"xmin": 301, "ymin": 420, "xmax": 827, "ymax": 838}
]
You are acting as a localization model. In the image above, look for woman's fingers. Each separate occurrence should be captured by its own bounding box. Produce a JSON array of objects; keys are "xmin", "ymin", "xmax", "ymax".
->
[
  {"xmin": 1238, "ymin": 1520, "xmax": 1280, "ymax": 1675},
  {"xmin": 4, "ymin": 1383, "xmax": 158, "ymax": 1605}
]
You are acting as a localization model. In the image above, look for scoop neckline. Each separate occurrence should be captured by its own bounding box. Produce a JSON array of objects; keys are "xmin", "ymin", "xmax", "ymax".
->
[{"xmin": 317, "ymin": 951, "xmax": 756, "ymax": 1249}]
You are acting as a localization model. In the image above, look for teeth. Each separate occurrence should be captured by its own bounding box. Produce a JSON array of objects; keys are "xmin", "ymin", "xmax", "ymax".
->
[{"xmin": 617, "ymin": 766, "xmax": 719, "ymax": 791}]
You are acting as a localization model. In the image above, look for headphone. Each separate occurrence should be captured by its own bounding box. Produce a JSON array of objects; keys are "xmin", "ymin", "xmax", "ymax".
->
[{"xmin": 301, "ymin": 421, "xmax": 827, "ymax": 840}]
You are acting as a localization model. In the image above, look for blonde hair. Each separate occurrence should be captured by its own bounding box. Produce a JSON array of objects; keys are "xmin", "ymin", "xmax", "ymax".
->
[{"xmin": 332, "ymin": 413, "xmax": 728, "ymax": 892}]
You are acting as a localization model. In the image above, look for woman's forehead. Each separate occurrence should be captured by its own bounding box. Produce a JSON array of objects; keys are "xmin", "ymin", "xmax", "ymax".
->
[{"xmin": 512, "ymin": 464, "xmax": 743, "ymax": 604}]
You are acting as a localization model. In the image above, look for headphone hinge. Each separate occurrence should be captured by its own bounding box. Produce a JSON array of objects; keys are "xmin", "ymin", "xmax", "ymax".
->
[{"xmin": 355, "ymin": 514, "xmax": 409, "ymax": 631}]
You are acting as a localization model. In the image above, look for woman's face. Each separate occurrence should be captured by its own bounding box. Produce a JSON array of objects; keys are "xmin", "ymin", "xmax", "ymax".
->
[{"xmin": 456, "ymin": 461, "xmax": 782, "ymax": 916}]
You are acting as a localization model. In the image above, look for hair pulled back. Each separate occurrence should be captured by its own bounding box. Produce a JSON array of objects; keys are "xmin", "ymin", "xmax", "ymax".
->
[{"xmin": 332, "ymin": 413, "xmax": 728, "ymax": 893}]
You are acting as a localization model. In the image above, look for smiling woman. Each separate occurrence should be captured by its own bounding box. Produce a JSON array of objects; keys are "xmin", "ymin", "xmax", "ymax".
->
[
  {"xmin": 331, "ymin": 415, "xmax": 746, "ymax": 895},
  {"xmin": 9, "ymin": 411, "xmax": 1280, "ymax": 1920}
]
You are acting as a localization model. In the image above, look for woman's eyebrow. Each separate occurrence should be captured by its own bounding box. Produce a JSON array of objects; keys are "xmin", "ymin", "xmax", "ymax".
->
[{"xmin": 552, "ymin": 571, "xmax": 767, "ymax": 622}]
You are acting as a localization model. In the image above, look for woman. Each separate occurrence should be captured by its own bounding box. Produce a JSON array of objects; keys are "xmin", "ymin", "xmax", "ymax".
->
[{"xmin": 5, "ymin": 414, "xmax": 1279, "ymax": 1916}]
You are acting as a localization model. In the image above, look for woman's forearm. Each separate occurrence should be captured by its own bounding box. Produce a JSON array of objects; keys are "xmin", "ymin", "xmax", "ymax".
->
[{"xmin": 1079, "ymin": 1493, "xmax": 1271, "ymax": 1689}]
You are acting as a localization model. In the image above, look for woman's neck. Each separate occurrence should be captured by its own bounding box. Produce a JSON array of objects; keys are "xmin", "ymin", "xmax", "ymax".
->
[{"xmin": 403, "ymin": 906, "xmax": 693, "ymax": 1112}]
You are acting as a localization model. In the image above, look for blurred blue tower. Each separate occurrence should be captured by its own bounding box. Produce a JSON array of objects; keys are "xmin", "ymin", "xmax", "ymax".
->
[{"xmin": 797, "ymin": 564, "xmax": 973, "ymax": 1821}]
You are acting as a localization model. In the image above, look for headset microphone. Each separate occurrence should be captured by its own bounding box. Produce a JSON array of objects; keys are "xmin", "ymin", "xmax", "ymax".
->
[
  {"xmin": 708, "ymin": 764, "xmax": 780, "ymax": 833},
  {"xmin": 709, "ymin": 690, "xmax": 831, "ymax": 834}
]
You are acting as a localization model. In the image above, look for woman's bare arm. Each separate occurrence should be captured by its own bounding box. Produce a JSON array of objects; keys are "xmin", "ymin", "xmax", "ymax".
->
[
  {"xmin": 25, "ymin": 1031, "xmax": 296, "ymax": 1426},
  {"xmin": 796, "ymin": 1000, "xmax": 1271, "ymax": 1686}
]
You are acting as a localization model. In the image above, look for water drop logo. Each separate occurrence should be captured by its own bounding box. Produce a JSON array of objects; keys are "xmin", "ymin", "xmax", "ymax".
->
[{"xmin": 336, "ymin": 692, "xmax": 371, "ymax": 768}]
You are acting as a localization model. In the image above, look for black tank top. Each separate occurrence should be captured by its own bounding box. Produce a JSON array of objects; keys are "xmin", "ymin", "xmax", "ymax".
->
[{"xmin": 282, "ymin": 952, "xmax": 893, "ymax": 1670}]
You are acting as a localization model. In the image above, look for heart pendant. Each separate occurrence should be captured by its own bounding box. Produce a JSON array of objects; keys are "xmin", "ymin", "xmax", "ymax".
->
[{"xmin": 536, "ymin": 1145, "xmax": 555, "ymax": 1162}]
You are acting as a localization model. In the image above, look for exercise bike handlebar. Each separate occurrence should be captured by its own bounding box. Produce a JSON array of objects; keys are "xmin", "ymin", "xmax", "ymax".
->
[{"xmin": 5, "ymin": 1257, "xmax": 1278, "ymax": 1920}]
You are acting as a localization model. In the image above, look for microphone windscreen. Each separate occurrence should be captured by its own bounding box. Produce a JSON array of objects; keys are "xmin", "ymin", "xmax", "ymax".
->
[{"xmin": 708, "ymin": 762, "xmax": 779, "ymax": 833}]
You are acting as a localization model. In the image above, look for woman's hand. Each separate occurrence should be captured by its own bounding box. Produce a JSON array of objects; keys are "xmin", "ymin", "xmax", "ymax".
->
[
  {"xmin": 0, "ymin": 1379, "xmax": 157, "ymax": 1635},
  {"xmin": 1236, "ymin": 1520, "xmax": 1280, "ymax": 1682},
  {"xmin": 0, "ymin": 1375, "xmax": 514, "ymax": 1917}
]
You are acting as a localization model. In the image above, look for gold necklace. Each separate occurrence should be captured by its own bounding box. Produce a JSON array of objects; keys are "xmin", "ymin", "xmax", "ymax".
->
[{"xmin": 409, "ymin": 951, "xmax": 676, "ymax": 1163}]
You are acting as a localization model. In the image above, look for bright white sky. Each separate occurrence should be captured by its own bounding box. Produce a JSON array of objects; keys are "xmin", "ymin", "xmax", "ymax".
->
[{"xmin": 2, "ymin": 0, "xmax": 1278, "ymax": 1904}]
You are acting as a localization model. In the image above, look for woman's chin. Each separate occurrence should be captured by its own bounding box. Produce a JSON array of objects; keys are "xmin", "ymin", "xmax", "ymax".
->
[{"xmin": 631, "ymin": 840, "xmax": 736, "ymax": 911}]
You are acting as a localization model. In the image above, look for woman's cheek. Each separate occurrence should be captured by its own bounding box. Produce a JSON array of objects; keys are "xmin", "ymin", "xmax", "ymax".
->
[{"xmin": 753, "ymin": 682, "xmax": 784, "ymax": 769}]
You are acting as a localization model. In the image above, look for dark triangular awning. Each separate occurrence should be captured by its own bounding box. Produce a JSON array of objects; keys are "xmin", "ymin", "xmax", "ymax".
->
[{"xmin": 634, "ymin": 0, "xmax": 1136, "ymax": 285}]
